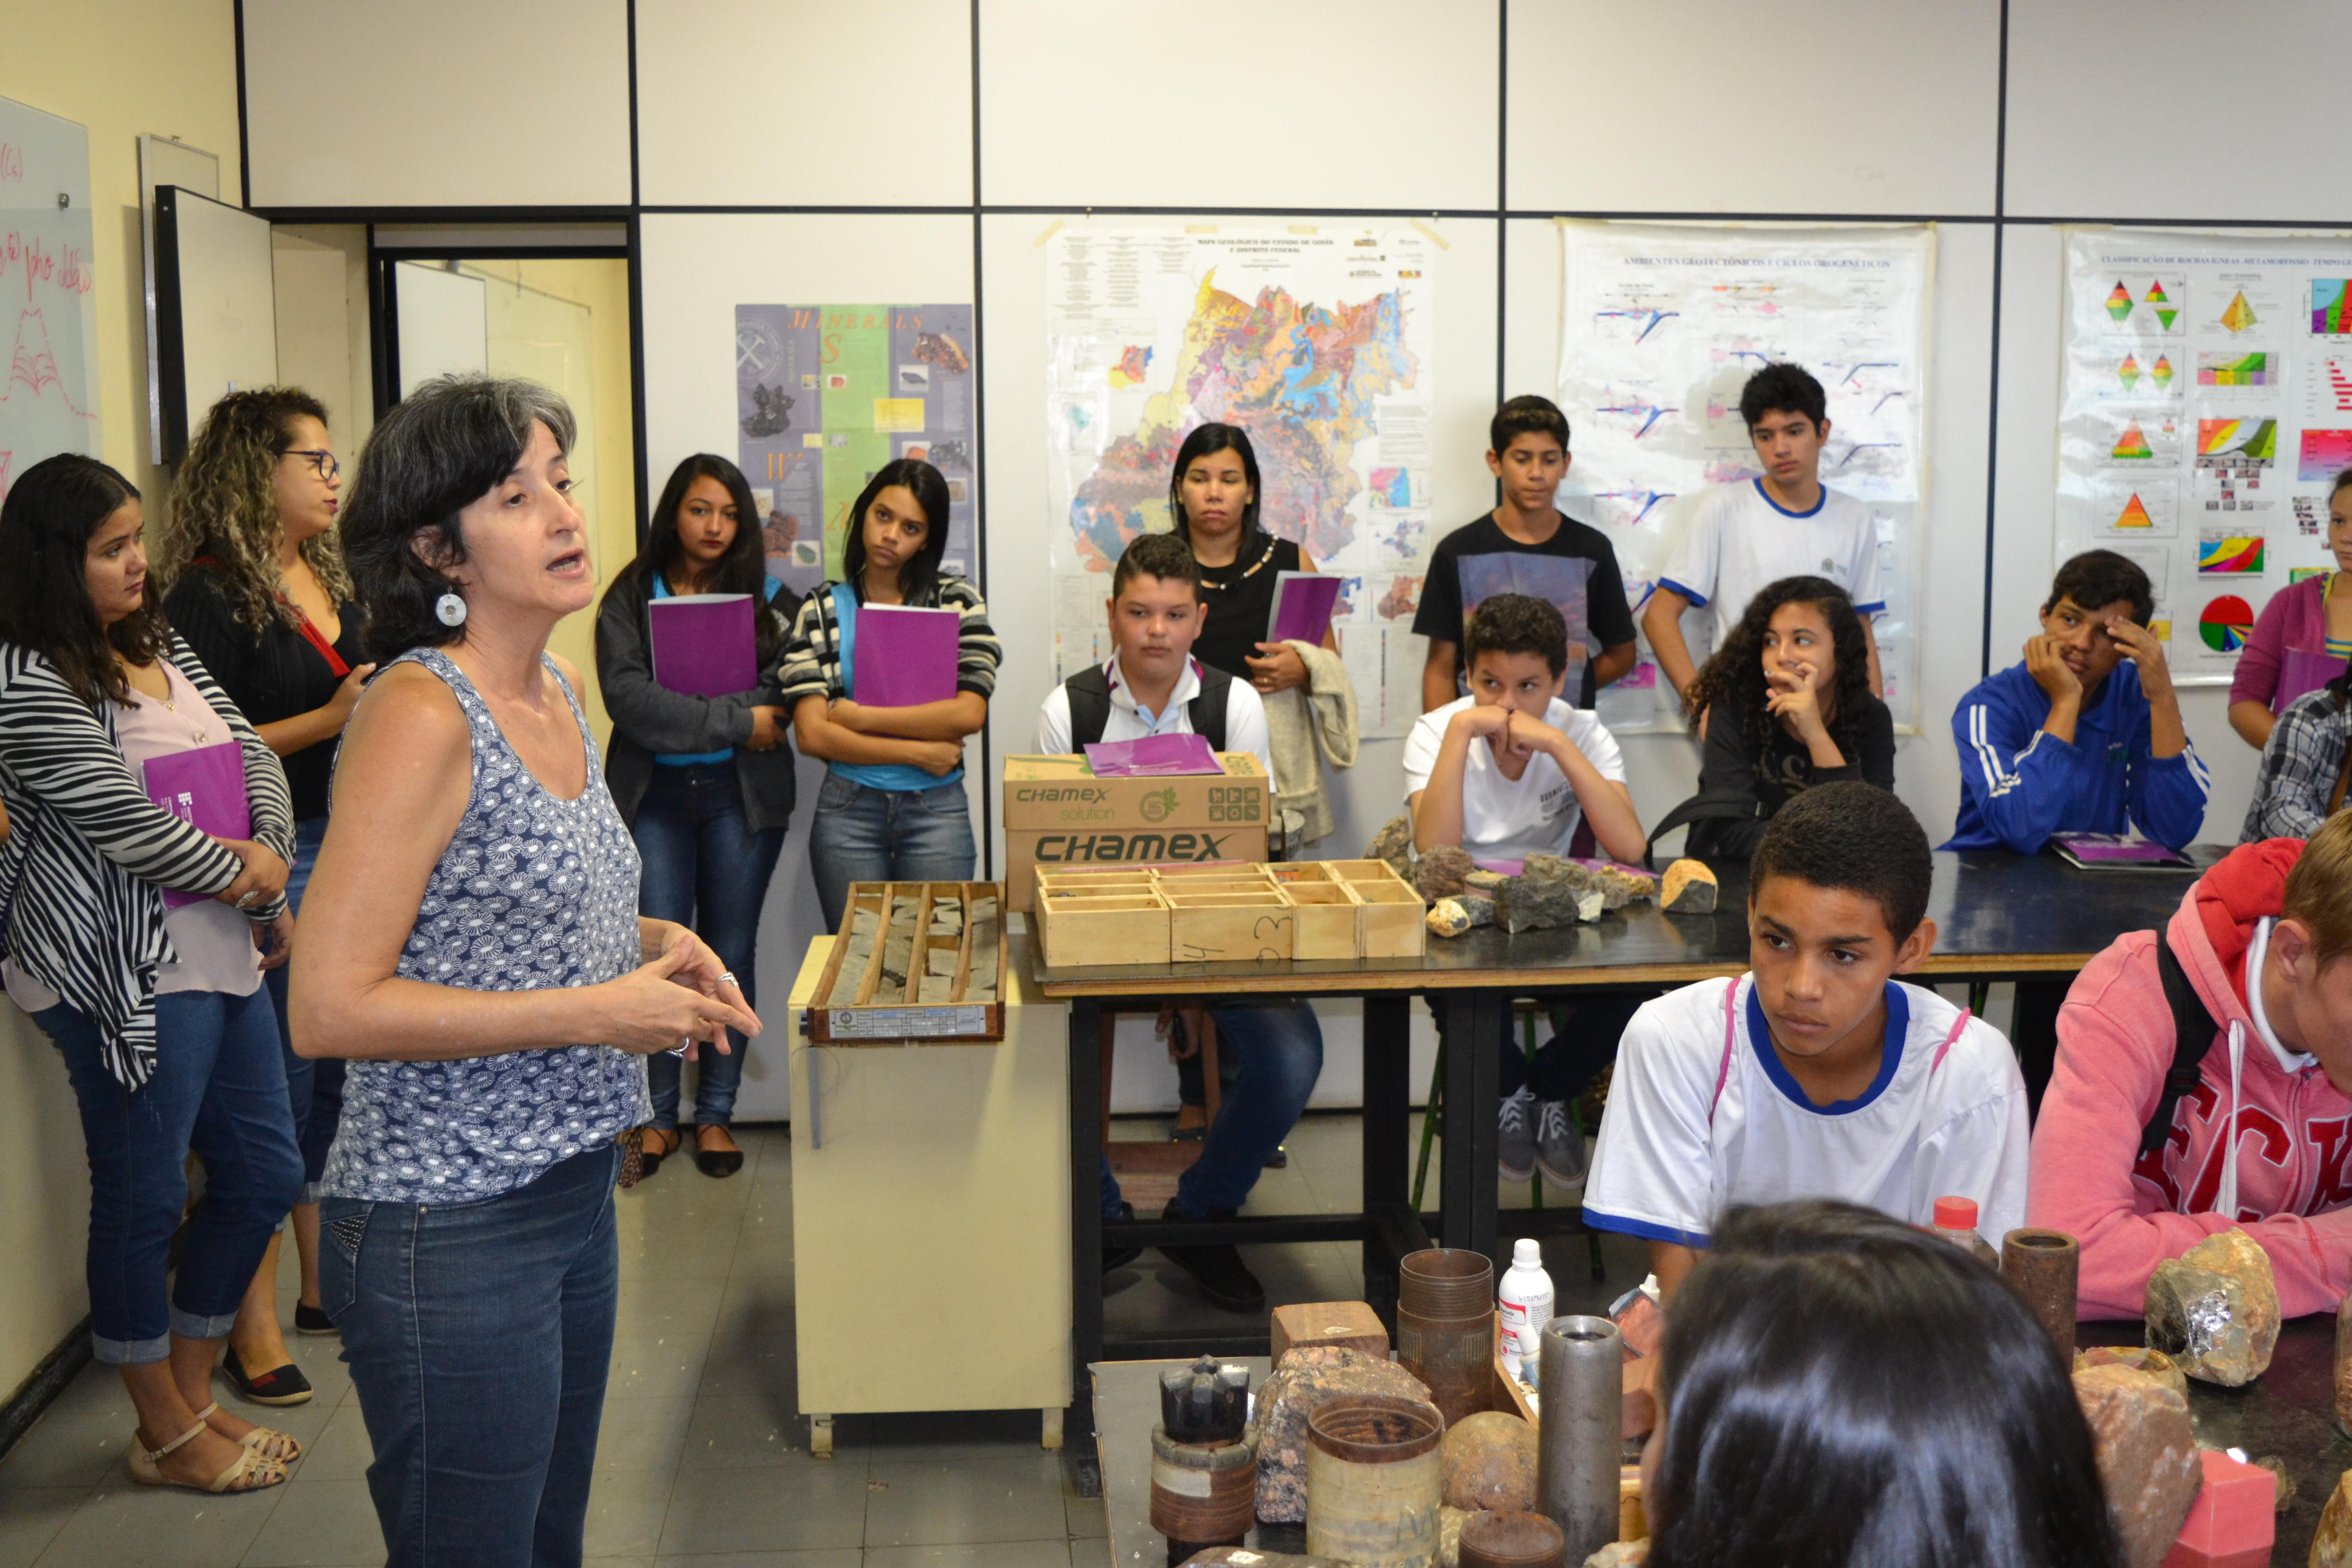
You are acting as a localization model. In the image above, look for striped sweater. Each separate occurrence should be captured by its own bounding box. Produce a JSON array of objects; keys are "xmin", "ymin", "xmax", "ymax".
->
[
  {"xmin": 0, "ymin": 637, "xmax": 296, "ymax": 1088},
  {"xmin": 778, "ymin": 575, "xmax": 1001, "ymax": 707}
]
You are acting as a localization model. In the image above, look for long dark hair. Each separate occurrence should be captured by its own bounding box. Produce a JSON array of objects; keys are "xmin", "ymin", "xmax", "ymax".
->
[
  {"xmin": 1167, "ymin": 423, "xmax": 1271, "ymax": 560},
  {"xmin": 839, "ymin": 458, "xmax": 953, "ymax": 606},
  {"xmin": 1685, "ymin": 576, "xmax": 1872, "ymax": 757},
  {"xmin": 0, "ymin": 454, "xmax": 170, "ymax": 708},
  {"xmin": 156, "ymin": 386, "xmax": 353, "ymax": 633},
  {"xmin": 1648, "ymin": 1200, "xmax": 2122, "ymax": 1568},
  {"xmin": 608, "ymin": 454, "xmax": 790, "ymax": 665}
]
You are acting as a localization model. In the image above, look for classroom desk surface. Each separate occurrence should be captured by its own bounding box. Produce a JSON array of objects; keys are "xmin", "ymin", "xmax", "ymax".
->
[{"xmin": 1031, "ymin": 846, "xmax": 2229, "ymax": 997}]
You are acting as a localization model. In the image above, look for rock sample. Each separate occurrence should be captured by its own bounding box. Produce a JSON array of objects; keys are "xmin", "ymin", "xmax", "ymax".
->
[
  {"xmin": 2071, "ymin": 1364, "xmax": 2201, "ymax": 1568},
  {"xmin": 2144, "ymin": 1230, "xmax": 2281, "ymax": 1386},
  {"xmin": 2314, "ymin": 1470, "xmax": 2352, "ymax": 1567},
  {"xmin": 1493, "ymin": 856, "xmax": 1658, "ymax": 934},
  {"xmin": 1428, "ymin": 896, "xmax": 1498, "ymax": 939},
  {"xmin": 2073, "ymin": 1345, "xmax": 2188, "ymax": 1403},
  {"xmin": 1441, "ymin": 1411, "xmax": 1538, "ymax": 1512},
  {"xmin": 1659, "ymin": 859, "xmax": 1718, "ymax": 914},
  {"xmin": 1253, "ymin": 1345, "xmax": 1433, "ymax": 1524},
  {"xmin": 1364, "ymin": 815, "xmax": 1415, "ymax": 881},
  {"xmin": 1580, "ymin": 1545, "xmax": 1648, "ymax": 1568},
  {"xmin": 1415, "ymin": 845, "xmax": 1479, "ymax": 903},
  {"xmin": 2250, "ymin": 1454, "xmax": 2292, "ymax": 1511}
]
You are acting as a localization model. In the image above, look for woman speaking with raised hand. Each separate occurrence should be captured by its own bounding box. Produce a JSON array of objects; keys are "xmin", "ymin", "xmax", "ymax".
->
[{"xmin": 290, "ymin": 375, "xmax": 757, "ymax": 1567}]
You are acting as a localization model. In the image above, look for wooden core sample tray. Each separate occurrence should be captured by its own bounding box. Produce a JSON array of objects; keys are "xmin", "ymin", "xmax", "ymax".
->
[
  {"xmin": 1033, "ymin": 859, "xmax": 1428, "ymax": 968},
  {"xmin": 1035, "ymin": 869, "xmax": 1171, "ymax": 969},
  {"xmin": 807, "ymin": 881, "xmax": 1005, "ymax": 1043}
]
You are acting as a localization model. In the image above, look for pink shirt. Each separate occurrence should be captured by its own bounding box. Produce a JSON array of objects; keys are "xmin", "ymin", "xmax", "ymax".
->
[{"xmin": 2230, "ymin": 575, "xmax": 2338, "ymax": 710}]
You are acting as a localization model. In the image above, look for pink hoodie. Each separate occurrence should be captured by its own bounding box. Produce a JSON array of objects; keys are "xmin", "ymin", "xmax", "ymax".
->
[{"xmin": 2029, "ymin": 838, "xmax": 2352, "ymax": 1319}]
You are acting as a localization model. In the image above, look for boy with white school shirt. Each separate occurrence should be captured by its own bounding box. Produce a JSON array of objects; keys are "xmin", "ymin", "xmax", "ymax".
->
[
  {"xmin": 1583, "ymin": 783, "xmax": 2029, "ymax": 1302},
  {"xmin": 1641, "ymin": 362, "xmax": 1885, "ymax": 708}
]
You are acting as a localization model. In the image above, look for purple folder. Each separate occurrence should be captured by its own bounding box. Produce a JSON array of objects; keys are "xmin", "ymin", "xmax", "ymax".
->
[
  {"xmin": 1266, "ymin": 572, "xmax": 1342, "ymax": 646},
  {"xmin": 852, "ymin": 605, "xmax": 959, "ymax": 707},
  {"xmin": 2273, "ymin": 646, "xmax": 2346, "ymax": 715},
  {"xmin": 143, "ymin": 742, "xmax": 250, "ymax": 910},
  {"xmin": 649, "ymin": 594, "xmax": 757, "ymax": 698},
  {"xmin": 1083, "ymin": 733, "xmax": 1224, "ymax": 777}
]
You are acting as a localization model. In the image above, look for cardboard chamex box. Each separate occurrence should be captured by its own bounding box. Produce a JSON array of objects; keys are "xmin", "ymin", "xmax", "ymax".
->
[{"xmin": 1000, "ymin": 753, "xmax": 1269, "ymax": 912}]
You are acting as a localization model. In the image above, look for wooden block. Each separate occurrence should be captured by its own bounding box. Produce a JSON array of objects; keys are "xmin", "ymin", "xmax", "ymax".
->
[{"xmin": 1271, "ymin": 1302, "xmax": 1388, "ymax": 1363}]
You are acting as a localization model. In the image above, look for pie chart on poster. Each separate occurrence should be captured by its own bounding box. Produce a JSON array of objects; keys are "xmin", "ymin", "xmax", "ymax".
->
[{"xmin": 2199, "ymin": 595, "xmax": 2255, "ymax": 652}]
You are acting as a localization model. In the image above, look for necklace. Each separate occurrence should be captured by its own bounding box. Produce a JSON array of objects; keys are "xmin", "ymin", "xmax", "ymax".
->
[
  {"xmin": 1196, "ymin": 535, "xmax": 1278, "ymax": 593},
  {"xmin": 130, "ymin": 660, "xmax": 211, "ymax": 746}
]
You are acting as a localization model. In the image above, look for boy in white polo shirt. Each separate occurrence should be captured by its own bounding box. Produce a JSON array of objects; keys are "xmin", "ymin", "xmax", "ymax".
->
[
  {"xmin": 1404, "ymin": 593, "xmax": 1647, "ymax": 1188},
  {"xmin": 1583, "ymin": 782, "xmax": 2029, "ymax": 1302},
  {"xmin": 1641, "ymin": 362, "xmax": 1885, "ymax": 711}
]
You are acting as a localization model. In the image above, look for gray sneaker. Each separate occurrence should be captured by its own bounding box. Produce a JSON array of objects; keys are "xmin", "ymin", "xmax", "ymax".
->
[
  {"xmin": 1497, "ymin": 1087, "xmax": 1536, "ymax": 1183},
  {"xmin": 1535, "ymin": 1099, "xmax": 1587, "ymax": 1187}
]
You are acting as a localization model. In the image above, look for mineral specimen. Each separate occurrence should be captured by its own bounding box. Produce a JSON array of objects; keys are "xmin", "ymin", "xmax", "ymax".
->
[
  {"xmin": 2073, "ymin": 1345, "xmax": 2189, "ymax": 1403},
  {"xmin": 1415, "ymin": 845, "xmax": 1479, "ymax": 903},
  {"xmin": 2071, "ymin": 1364, "xmax": 2201, "ymax": 1568},
  {"xmin": 1253, "ymin": 1346, "xmax": 1433, "ymax": 1523},
  {"xmin": 1440, "ymin": 1411, "xmax": 1538, "ymax": 1512},
  {"xmin": 1659, "ymin": 859, "xmax": 1718, "ymax": 914},
  {"xmin": 2144, "ymin": 1230, "xmax": 2280, "ymax": 1386}
]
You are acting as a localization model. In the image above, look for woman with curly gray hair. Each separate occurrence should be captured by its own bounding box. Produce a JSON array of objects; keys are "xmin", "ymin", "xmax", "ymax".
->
[{"xmin": 159, "ymin": 386, "xmax": 374, "ymax": 1408}]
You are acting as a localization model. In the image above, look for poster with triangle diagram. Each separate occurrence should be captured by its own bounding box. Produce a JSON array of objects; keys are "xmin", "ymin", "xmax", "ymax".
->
[
  {"xmin": 2097, "ymin": 276, "xmax": 2187, "ymax": 336},
  {"xmin": 2092, "ymin": 477, "xmax": 2178, "ymax": 538}
]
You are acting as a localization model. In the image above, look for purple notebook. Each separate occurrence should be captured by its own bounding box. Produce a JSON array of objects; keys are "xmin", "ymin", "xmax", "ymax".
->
[
  {"xmin": 1266, "ymin": 572, "xmax": 1342, "ymax": 646},
  {"xmin": 2051, "ymin": 833, "xmax": 2192, "ymax": 869},
  {"xmin": 1083, "ymin": 733, "xmax": 1224, "ymax": 777},
  {"xmin": 2273, "ymin": 646, "xmax": 2346, "ymax": 715},
  {"xmin": 853, "ymin": 604, "xmax": 959, "ymax": 707},
  {"xmin": 649, "ymin": 594, "xmax": 757, "ymax": 698},
  {"xmin": 143, "ymin": 742, "xmax": 250, "ymax": 910}
]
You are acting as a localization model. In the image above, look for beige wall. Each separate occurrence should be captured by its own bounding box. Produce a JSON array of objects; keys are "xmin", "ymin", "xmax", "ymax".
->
[{"xmin": 0, "ymin": 3, "xmax": 243, "ymax": 1398}]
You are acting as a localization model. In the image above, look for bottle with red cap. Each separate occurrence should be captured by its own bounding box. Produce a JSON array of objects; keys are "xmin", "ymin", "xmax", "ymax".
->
[{"xmin": 1931, "ymin": 1196, "xmax": 2001, "ymax": 1267}]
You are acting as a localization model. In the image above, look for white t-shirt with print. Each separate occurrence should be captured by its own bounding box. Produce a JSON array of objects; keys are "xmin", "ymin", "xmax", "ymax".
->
[
  {"xmin": 1401, "ymin": 696, "xmax": 1627, "ymax": 861},
  {"xmin": 1582, "ymin": 975, "xmax": 2029, "ymax": 1250},
  {"xmin": 1656, "ymin": 478, "xmax": 1885, "ymax": 652}
]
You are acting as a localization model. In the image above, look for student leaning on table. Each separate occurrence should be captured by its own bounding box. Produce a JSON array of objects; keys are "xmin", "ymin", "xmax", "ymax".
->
[{"xmin": 2029, "ymin": 815, "xmax": 2352, "ymax": 1320}]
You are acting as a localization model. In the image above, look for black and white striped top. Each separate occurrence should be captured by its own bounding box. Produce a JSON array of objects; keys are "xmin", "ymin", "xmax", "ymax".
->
[{"xmin": 0, "ymin": 637, "xmax": 295, "ymax": 1089}]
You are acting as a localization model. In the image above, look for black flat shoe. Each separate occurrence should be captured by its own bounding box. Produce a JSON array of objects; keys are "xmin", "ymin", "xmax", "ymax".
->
[
  {"xmin": 694, "ymin": 1128, "xmax": 744, "ymax": 1178},
  {"xmin": 637, "ymin": 1128, "xmax": 679, "ymax": 1178},
  {"xmin": 292, "ymin": 1304, "xmax": 336, "ymax": 1337},
  {"xmin": 1156, "ymin": 1202, "xmax": 1266, "ymax": 1313},
  {"xmin": 222, "ymin": 1347, "xmax": 313, "ymax": 1407}
]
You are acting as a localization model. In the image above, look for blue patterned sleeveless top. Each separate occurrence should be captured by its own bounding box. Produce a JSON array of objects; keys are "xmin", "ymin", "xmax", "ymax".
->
[{"xmin": 317, "ymin": 648, "xmax": 649, "ymax": 1205}]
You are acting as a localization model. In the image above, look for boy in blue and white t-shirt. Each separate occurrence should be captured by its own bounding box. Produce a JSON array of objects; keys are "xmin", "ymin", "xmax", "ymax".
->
[{"xmin": 1583, "ymin": 782, "xmax": 2028, "ymax": 1302}]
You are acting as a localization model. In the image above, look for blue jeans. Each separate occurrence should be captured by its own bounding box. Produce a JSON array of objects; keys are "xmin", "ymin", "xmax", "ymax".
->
[
  {"xmin": 806, "ymin": 772, "xmax": 977, "ymax": 932},
  {"xmin": 633, "ymin": 763, "xmax": 785, "ymax": 1129},
  {"xmin": 1100, "ymin": 1001, "xmax": 1324, "ymax": 1218},
  {"xmin": 322, "ymin": 1142, "xmax": 620, "ymax": 1568},
  {"xmin": 1488, "ymin": 993, "xmax": 1651, "ymax": 1103},
  {"xmin": 265, "ymin": 816, "xmax": 346, "ymax": 1195},
  {"xmin": 36, "ymin": 990, "xmax": 303, "ymax": 1363}
]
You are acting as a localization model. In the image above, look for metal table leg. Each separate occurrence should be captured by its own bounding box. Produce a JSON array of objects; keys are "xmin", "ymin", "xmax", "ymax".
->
[
  {"xmin": 1067, "ymin": 995, "xmax": 1102, "ymax": 1497},
  {"xmin": 1359, "ymin": 993, "xmax": 1419, "ymax": 1326},
  {"xmin": 1437, "ymin": 989, "xmax": 1503, "ymax": 1260}
]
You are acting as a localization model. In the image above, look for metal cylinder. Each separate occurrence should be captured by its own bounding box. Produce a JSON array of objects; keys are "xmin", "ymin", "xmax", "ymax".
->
[
  {"xmin": 1149, "ymin": 1423, "xmax": 1258, "ymax": 1552},
  {"xmin": 2000, "ymin": 1228, "xmax": 2079, "ymax": 1364},
  {"xmin": 1395, "ymin": 1304, "xmax": 1494, "ymax": 1428},
  {"xmin": 1458, "ymin": 1509, "xmax": 1566, "ymax": 1568},
  {"xmin": 1305, "ymin": 1395, "xmax": 1445, "ymax": 1568},
  {"xmin": 1535, "ymin": 1314, "xmax": 1623, "ymax": 1564},
  {"xmin": 1400, "ymin": 1248, "xmax": 1495, "ymax": 1318}
]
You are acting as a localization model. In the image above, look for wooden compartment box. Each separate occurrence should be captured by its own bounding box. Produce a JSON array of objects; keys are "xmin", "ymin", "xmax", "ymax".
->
[
  {"xmin": 1270, "ymin": 863, "xmax": 1366, "ymax": 961},
  {"xmin": 1336, "ymin": 861, "xmax": 1428, "ymax": 960},
  {"xmin": 807, "ymin": 881, "xmax": 1006, "ymax": 1043},
  {"xmin": 1034, "ymin": 872, "xmax": 1172, "ymax": 968},
  {"xmin": 1166, "ymin": 886, "xmax": 1295, "ymax": 963},
  {"xmin": 1033, "ymin": 860, "xmax": 1431, "ymax": 968}
]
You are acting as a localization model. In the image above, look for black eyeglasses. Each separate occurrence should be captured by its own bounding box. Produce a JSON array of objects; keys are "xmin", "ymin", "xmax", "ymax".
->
[{"xmin": 282, "ymin": 449, "xmax": 340, "ymax": 482}]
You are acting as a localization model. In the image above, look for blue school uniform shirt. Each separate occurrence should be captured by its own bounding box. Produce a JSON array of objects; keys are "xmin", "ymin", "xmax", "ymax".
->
[
  {"xmin": 1945, "ymin": 659, "xmax": 2209, "ymax": 852},
  {"xmin": 650, "ymin": 573, "xmax": 784, "ymax": 766},
  {"xmin": 827, "ymin": 583, "xmax": 963, "ymax": 794}
]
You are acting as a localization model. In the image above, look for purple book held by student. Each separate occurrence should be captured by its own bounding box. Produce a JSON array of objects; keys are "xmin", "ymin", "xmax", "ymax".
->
[
  {"xmin": 852, "ymin": 604, "xmax": 960, "ymax": 707},
  {"xmin": 2272, "ymin": 646, "xmax": 2346, "ymax": 715},
  {"xmin": 1083, "ymin": 733, "xmax": 1224, "ymax": 777},
  {"xmin": 1266, "ymin": 572, "xmax": 1343, "ymax": 647},
  {"xmin": 142, "ymin": 742, "xmax": 250, "ymax": 910},
  {"xmin": 649, "ymin": 594, "xmax": 757, "ymax": 698}
]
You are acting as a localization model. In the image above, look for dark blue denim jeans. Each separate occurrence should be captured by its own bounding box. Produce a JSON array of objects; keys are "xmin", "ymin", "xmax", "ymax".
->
[
  {"xmin": 806, "ymin": 772, "xmax": 977, "ymax": 932},
  {"xmin": 36, "ymin": 989, "xmax": 303, "ymax": 1363},
  {"xmin": 633, "ymin": 763, "xmax": 785, "ymax": 1129},
  {"xmin": 265, "ymin": 816, "xmax": 346, "ymax": 1194},
  {"xmin": 1099, "ymin": 1001, "xmax": 1324, "ymax": 1219},
  {"xmin": 321, "ymin": 1142, "xmax": 620, "ymax": 1568}
]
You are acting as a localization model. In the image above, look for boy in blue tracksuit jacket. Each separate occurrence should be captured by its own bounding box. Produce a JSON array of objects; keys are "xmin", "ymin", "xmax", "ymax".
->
[{"xmin": 1948, "ymin": 549, "xmax": 2209, "ymax": 852}]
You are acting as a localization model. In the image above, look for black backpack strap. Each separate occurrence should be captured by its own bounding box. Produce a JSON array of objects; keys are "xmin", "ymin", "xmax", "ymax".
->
[
  {"xmin": 2142, "ymin": 929, "xmax": 2221, "ymax": 1156},
  {"xmin": 1640, "ymin": 788, "xmax": 1765, "ymax": 871},
  {"xmin": 1064, "ymin": 667, "xmax": 1114, "ymax": 749},
  {"xmin": 1187, "ymin": 664, "xmax": 1232, "ymax": 753}
]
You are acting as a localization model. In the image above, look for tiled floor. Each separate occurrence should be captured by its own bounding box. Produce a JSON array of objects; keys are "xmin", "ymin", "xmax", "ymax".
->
[{"xmin": 0, "ymin": 1112, "xmax": 1641, "ymax": 1567}]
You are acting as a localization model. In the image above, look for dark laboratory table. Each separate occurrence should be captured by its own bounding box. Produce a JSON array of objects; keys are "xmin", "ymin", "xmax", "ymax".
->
[{"xmin": 1035, "ymin": 845, "xmax": 2224, "ymax": 1491}]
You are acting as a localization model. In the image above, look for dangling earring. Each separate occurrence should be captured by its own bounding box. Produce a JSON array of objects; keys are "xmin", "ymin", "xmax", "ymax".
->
[{"xmin": 435, "ymin": 592, "xmax": 468, "ymax": 628}]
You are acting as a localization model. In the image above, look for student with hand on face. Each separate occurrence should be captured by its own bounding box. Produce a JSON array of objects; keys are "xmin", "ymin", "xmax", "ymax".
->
[
  {"xmin": 1037, "ymin": 533, "xmax": 1320, "ymax": 1317},
  {"xmin": 1948, "ymin": 549, "xmax": 2209, "ymax": 854},
  {"xmin": 1582, "ymin": 785, "xmax": 2028, "ymax": 1304}
]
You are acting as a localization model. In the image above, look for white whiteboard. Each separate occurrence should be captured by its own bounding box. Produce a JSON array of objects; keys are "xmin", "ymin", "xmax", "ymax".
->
[
  {"xmin": 393, "ymin": 262, "xmax": 487, "ymax": 399},
  {"xmin": 0, "ymin": 94, "xmax": 100, "ymax": 499},
  {"xmin": 156, "ymin": 188, "xmax": 279, "ymax": 462}
]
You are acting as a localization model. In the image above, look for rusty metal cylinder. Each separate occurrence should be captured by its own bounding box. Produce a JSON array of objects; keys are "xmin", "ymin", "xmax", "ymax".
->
[
  {"xmin": 1458, "ymin": 1509, "xmax": 1566, "ymax": 1568},
  {"xmin": 1397, "ymin": 1248, "xmax": 1496, "ymax": 1427},
  {"xmin": 1536, "ymin": 1314, "xmax": 1623, "ymax": 1565},
  {"xmin": 2001, "ymin": 1228, "xmax": 2079, "ymax": 1364},
  {"xmin": 1305, "ymin": 1395, "xmax": 1446, "ymax": 1568},
  {"xmin": 1150, "ymin": 1423, "xmax": 1258, "ymax": 1554},
  {"xmin": 1400, "ymin": 1247, "xmax": 1495, "ymax": 1317}
]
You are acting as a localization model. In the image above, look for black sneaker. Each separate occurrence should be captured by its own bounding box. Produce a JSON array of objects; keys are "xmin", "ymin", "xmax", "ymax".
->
[
  {"xmin": 1103, "ymin": 1202, "xmax": 1143, "ymax": 1273},
  {"xmin": 1156, "ymin": 1202, "xmax": 1266, "ymax": 1313},
  {"xmin": 292, "ymin": 1304, "xmax": 336, "ymax": 1337},
  {"xmin": 222, "ymin": 1346, "xmax": 313, "ymax": 1407}
]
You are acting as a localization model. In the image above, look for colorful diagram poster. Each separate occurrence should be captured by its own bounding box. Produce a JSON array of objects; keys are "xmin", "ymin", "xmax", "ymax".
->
[
  {"xmin": 1043, "ymin": 229, "xmax": 1435, "ymax": 737},
  {"xmin": 733, "ymin": 303, "xmax": 976, "ymax": 600},
  {"xmin": 1555, "ymin": 223, "xmax": 1934, "ymax": 733},
  {"xmin": 2057, "ymin": 229, "xmax": 2352, "ymax": 680}
]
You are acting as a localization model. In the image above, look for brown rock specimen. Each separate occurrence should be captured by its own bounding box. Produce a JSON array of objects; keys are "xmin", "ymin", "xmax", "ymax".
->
[
  {"xmin": 1430, "ymin": 900, "xmax": 1472, "ymax": 939},
  {"xmin": 1440, "ymin": 1411, "xmax": 1538, "ymax": 1512},
  {"xmin": 1253, "ymin": 1346, "xmax": 1433, "ymax": 1524},
  {"xmin": 2314, "ymin": 1470, "xmax": 2352, "ymax": 1566},
  {"xmin": 2144, "ymin": 1230, "xmax": 2281, "ymax": 1387},
  {"xmin": 1364, "ymin": 815, "xmax": 1415, "ymax": 880},
  {"xmin": 1581, "ymin": 1545, "xmax": 1648, "ymax": 1568},
  {"xmin": 1621, "ymin": 1356, "xmax": 1660, "ymax": 1440},
  {"xmin": 2074, "ymin": 1345, "xmax": 2189, "ymax": 1403},
  {"xmin": 1659, "ymin": 860, "xmax": 1718, "ymax": 914},
  {"xmin": 1415, "ymin": 845, "xmax": 1479, "ymax": 902},
  {"xmin": 2071, "ymin": 1364, "xmax": 2202, "ymax": 1568}
]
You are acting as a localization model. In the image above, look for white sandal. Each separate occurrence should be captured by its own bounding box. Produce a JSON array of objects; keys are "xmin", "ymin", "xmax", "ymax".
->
[
  {"xmin": 192, "ymin": 1401, "xmax": 303, "ymax": 1464},
  {"xmin": 128, "ymin": 1413, "xmax": 287, "ymax": 1493}
]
